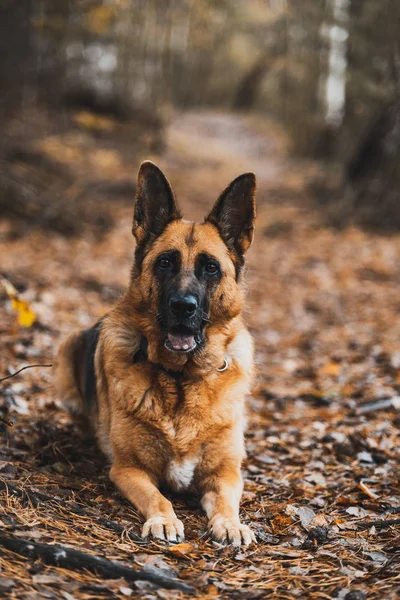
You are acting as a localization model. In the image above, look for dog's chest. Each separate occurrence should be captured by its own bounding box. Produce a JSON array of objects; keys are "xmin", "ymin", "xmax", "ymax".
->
[
  {"xmin": 148, "ymin": 377, "xmax": 229, "ymax": 490},
  {"xmin": 165, "ymin": 455, "xmax": 199, "ymax": 491},
  {"xmin": 161, "ymin": 417, "xmax": 202, "ymax": 491}
]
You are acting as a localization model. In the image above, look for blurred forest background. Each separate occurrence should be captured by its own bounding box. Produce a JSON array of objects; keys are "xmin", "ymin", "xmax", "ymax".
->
[
  {"xmin": 0, "ymin": 0, "xmax": 399, "ymax": 234},
  {"xmin": 2, "ymin": 3, "xmax": 400, "ymax": 598}
]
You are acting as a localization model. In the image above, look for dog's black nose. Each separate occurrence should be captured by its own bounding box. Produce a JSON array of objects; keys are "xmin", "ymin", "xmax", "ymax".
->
[{"xmin": 169, "ymin": 294, "xmax": 198, "ymax": 317}]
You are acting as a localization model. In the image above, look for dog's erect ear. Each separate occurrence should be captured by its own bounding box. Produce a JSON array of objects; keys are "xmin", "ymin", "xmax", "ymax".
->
[
  {"xmin": 206, "ymin": 173, "xmax": 256, "ymax": 255},
  {"xmin": 133, "ymin": 161, "xmax": 181, "ymax": 244}
]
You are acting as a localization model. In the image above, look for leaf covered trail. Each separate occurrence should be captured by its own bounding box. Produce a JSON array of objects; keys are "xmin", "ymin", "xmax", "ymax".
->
[{"xmin": 0, "ymin": 110, "xmax": 399, "ymax": 599}]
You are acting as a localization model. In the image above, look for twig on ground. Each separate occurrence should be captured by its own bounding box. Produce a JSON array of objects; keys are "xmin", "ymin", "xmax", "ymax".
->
[
  {"xmin": 357, "ymin": 518, "xmax": 400, "ymax": 529},
  {"xmin": 356, "ymin": 397, "xmax": 400, "ymax": 415},
  {"xmin": 0, "ymin": 480, "xmax": 42, "ymax": 508},
  {"xmin": 0, "ymin": 533, "xmax": 195, "ymax": 593},
  {"xmin": 359, "ymin": 480, "xmax": 379, "ymax": 500},
  {"xmin": 0, "ymin": 364, "xmax": 53, "ymax": 383},
  {"xmin": 387, "ymin": 507, "xmax": 400, "ymax": 515}
]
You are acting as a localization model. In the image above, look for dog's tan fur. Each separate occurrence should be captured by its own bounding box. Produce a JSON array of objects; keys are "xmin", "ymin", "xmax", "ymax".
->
[{"xmin": 55, "ymin": 162, "xmax": 256, "ymax": 545}]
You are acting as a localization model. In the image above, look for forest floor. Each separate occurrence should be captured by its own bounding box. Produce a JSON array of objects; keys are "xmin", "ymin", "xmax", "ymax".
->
[{"xmin": 0, "ymin": 108, "xmax": 400, "ymax": 599}]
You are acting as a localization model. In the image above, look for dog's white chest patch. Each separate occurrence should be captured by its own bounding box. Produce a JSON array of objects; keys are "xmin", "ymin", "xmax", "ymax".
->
[{"xmin": 166, "ymin": 457, "xmax": 198, "ymax": 491}]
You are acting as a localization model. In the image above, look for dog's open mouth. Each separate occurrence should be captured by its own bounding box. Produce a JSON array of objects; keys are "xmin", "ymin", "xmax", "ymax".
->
[{"xmin": 165, "ymin": 330, "xmax": 200, "ymax": 353}]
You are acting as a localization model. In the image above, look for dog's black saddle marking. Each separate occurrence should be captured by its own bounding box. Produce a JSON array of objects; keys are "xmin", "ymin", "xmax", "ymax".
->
[
  {"xmin": 82, "ymin": 319, "xmax": 103, "ymax": 411},
  {"xmin": 83, "ymin": 323, "xmax": 149, "ymax": 410},
  {"xmin": 132, "ymin": 336, "xmax": 182, "ymax": 379},
  {"xmin": 132, "ymin": 336, "xmax": 149, "ymax": 365},
  {"xmin": 83, "ymin": 325, "xmax": 182, "ymax": 411}
]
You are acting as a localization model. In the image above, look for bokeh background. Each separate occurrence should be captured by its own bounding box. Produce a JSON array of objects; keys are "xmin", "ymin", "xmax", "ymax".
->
[
  {"xmin": 1, "ymin": 3, "xmax": 400, "ymax": 599},
  {"xmin": 0, "ymin": 0, "xmax": 399, "ymax": 235}
]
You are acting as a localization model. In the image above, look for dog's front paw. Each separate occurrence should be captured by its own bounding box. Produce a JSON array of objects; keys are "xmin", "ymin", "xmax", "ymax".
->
[
  {"xmin": 142, "ymin": 515, "xmax": 185, "ymax": 543},
  {"xmin": 209, "ymin": 516, "xmax": 255, "ymax": 547}
]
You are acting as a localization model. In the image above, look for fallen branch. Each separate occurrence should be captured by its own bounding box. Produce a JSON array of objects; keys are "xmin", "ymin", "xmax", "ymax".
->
[
  {"xmin": 357, "ymin": 518, "xmax": 400, "ymax": 529},
  {"xmin": 0, "ymin": 533, "xmax": 195, "ymax": 593},
  {"xmin": 356, "ymin": 397, "xmax": 400, "ymax": 415},
  {"xmin": 0, "ymin": 364, "xmax": 53, "ymax": 383},
  {"xmin": 0, "ymin": 480, "xmax": 42, "ymax": 508},
  {"xmin": 0, "ymin": 480, "xmax": 144, "ymax": 543},
  {"xmin": 359, "ymin": 480, "xmax": 379, "ymax": 500}
]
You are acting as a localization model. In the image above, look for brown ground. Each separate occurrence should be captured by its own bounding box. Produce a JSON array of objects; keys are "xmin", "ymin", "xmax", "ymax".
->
[{"xmin": 0, "ymin": 110, "xmax": 399, "ymax": 599}]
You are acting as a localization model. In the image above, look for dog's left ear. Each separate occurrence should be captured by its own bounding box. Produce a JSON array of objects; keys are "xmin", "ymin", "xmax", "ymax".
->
[
  {"xmin": 133, "ymin": 161, "xmax": 181, "ymax": 244},
  {"xmin": 206, "ymin": 173, "xmax": 256, "ymax": 255}
]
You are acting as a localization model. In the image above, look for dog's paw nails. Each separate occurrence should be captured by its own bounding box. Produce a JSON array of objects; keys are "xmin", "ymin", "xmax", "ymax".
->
[
  {"xmin": 142, "ymin": 516, "xmax": 185, "ymax": 543},
  {"xmin": 210, "ymin": 518, "xmax": 255, "ymax": 547},
  {"xmin": 238, "ymin": 524, "xmax": 256, "ymax": 546}
]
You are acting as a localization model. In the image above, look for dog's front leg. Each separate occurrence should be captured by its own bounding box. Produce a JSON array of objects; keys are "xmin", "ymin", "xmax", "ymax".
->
[
  {"xmin": 199, "ymin": 461, "xmax": 255, "ymax": 547},
  {"xmin": 110, "ymin": 463, "xmax": 184, "ymax": 542}
]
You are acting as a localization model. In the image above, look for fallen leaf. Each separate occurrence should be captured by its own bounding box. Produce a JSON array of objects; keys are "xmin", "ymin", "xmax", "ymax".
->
[
  {"xmin": 346, "ymin": 507, "xmax": 369, "ymax": 517},
  {"xmin": 357, "ymin": 451, "xmax": 374, "ymax": 463},
  {"xmin": 289, "ymin": 565, "xmax": 309, "ymax": 575},
  {"xmin": 298, "ymin": 506, "xmax": 316, "ymax": 530},
  {"xmin": 340, "ymin": 566, "xmax": 367, "ymax": 579},
  {"xmin": 305, "ymin": 472, "xmax": 327, "ymax": 487},
  {"xmin": 321, "ymin": 361, "xmax": 341, "ymax": 376},
  {"xmin": 270, "ymin": 514, "xmax": 294, "ymax": 534},
  {"xmin": 11, "ymin": 297, "xmax": 36, "ymax": 327},
  {"xmin": 166, "ymin": 542, "xmax": 195, "ymax": 558},
  {"xmin": 0, "ymin": 579, "xmax": 16, "ymax": 592},
  {"xmin": 1, "ymin": 276, "xmax": 36, "ymax": 327},
  {"xmin": 309, "ymin": 514, "xmax": 329, "ymax": 528},
  {"xmin": 363, "ymin": 551, "xmax": 386, "ymax": 563},
  {"xmin": 10, "ymin": 395, "xmax": 29, "ymax": 415}
]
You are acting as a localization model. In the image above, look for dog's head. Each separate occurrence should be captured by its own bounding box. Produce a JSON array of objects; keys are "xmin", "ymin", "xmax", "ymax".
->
[{"xmin": 131, "ymin": 161, "xmax": 256, "ymax": 356}]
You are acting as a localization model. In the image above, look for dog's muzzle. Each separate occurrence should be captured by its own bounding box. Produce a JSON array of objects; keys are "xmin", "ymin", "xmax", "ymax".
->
[{"xmin": 164, "ymin": 292, "xmax": 203, "ymax": 352}]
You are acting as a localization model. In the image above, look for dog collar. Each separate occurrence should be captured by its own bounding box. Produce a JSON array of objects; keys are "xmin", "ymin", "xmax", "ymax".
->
[{"xmin": 216, "ymin": 359, "xmax": 229, "ymax": 372}]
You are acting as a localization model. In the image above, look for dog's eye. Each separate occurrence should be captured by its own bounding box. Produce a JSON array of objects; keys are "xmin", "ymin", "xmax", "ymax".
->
[
  {"xmin": 205, "ymin": 262, "xmax": 219, "ymax": 275},
  {"xmin": 158, "ymin": 257, "xmax": 171, "ymax": 269}
]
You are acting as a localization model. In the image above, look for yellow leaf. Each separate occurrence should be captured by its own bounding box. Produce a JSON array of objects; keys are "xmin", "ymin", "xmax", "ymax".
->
[
  {"xmin": 74, "ymin": 111, "xmax": 115, "ymax": 132},
  {"xmin": 86, "ymin": 6, "xmax": 115, "ymax": 35},
  {"xmin": 321, "ymin": 361, "xmax": 341, "ymax": 376},
  {"xmin": 11, "ymin": 298, "xmax": 36, "ymax": 328},
  {"xmin": 1, "ymin": 276, "xmax": 36, "ymax": 328}
]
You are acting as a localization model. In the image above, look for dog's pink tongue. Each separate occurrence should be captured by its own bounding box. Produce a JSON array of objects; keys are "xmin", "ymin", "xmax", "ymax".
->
[{"xmin": 168, "ymin": 333, "xmax": 194, "ymax": 351}]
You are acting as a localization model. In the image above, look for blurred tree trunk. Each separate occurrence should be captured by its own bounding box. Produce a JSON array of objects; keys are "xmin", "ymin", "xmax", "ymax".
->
[
  {"xmin": 338, "ymin": 97, "xmax": 400, "ymax": 229},
  {"xmin": 332, "ymin": 0, "xmax": 400, "ymax": 229},
  {"xmin": 0, "ymin": 0, "xmax": 34, "ymax": 216},
  {"xmin": 233, "ymin": 53, "xmax": 269, "ymax": 110},
  {"xmin": 283, "ymin": 1, "xmax": 329, "ymax": 156},
  {"xmin": 323, "ymin": 0, "xmax": 349, "ymax": 128},
  {"xmin": 314, "ymin": 0, "xmax": 349, "ymax": 159},
  {"xmin": 0, "ymin": 0, "xmax": 34, "ymax": 124}
]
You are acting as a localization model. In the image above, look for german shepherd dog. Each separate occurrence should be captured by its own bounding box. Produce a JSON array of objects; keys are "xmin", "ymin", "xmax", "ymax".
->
[{"xmin": 55, "ymin": 161, "xmax": 256, "ymax": 546}]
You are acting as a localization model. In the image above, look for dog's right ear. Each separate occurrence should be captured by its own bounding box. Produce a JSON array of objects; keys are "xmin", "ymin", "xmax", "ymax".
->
[{"xmin": 133, "ymin": 161, "xmax": 181, "ymax": 244}]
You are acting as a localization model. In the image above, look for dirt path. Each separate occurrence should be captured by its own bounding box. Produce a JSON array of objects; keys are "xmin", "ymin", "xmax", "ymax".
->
[{"xmin": 1, "ymin": 110, "xmax": 399, "ymax": 599}]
